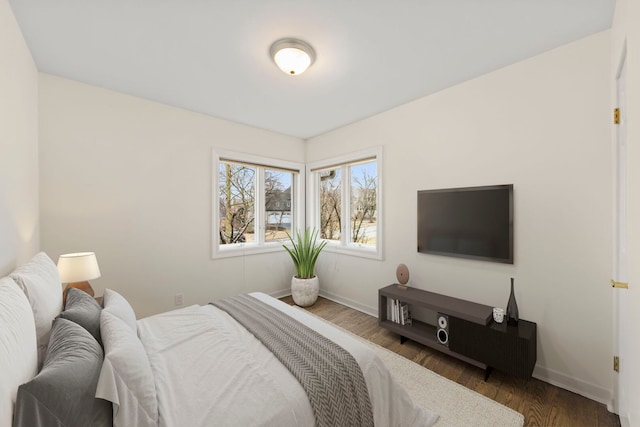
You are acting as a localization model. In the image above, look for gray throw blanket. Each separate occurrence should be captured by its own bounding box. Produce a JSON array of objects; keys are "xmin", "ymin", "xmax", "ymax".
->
[{"xmin": 212, "ymin": 295, "xmax": 374, "ymax": 427}]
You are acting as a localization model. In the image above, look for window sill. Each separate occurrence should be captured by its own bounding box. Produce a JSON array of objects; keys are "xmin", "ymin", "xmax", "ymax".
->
[
  {"xmin": 322, "ymin": 244, "xmax": 383, "ymax": 261},
  {"xmin": 211, "ymin": 242, "xmax": 287, "ymax": 259}
]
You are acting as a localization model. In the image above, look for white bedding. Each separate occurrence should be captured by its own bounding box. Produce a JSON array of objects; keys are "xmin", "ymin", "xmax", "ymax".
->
[{"xmin": 136, "ymin": 292, "xmax": 438, "ymax": 427}]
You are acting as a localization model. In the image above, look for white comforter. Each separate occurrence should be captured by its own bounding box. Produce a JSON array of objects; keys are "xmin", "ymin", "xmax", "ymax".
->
[{"xmin": 136, "ymin": 292, "xmax": 438, "ymax": 427}]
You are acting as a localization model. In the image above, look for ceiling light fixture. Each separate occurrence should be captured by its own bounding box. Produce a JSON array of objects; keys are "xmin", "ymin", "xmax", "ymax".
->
[{"xmin": 270, "ymin": 38, "xmax": 316, "ymax": 76}]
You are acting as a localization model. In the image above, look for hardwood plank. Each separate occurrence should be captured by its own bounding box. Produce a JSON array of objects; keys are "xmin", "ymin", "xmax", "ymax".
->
[
  {"xmin": 281, "ymin": 296, "xmax": 621, "ymax": 427},
  {"xmin": 520, "ymin": 377, "xmax": 551, "ymax": 426}
]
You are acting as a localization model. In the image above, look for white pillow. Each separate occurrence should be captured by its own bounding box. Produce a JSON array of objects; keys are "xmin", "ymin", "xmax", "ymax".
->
[
  {"xmin": 9, "ymin": 252, "xmax": 63, "ymax": 367},
  {"xmin": 96, "ymin": 310, "xmax": 158, "ymax": 427},
  {"xmin": 103, "ymin": 288, "xmax": 137, "ymax": 332},
  {"xmin": 0, "ymin": 277, "xmax": 38, "ymax": 427}
]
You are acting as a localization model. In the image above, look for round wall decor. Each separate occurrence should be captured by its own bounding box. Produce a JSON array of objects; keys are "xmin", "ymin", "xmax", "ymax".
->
[{"xmin": 396, "ymin": 264, "xmax": 409, "ymax": 285}]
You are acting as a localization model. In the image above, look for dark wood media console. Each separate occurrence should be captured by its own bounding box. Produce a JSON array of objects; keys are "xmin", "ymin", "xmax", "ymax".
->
[{"xmin": 378, "ymin": 284, "xmax": 536, "ymax": 380}]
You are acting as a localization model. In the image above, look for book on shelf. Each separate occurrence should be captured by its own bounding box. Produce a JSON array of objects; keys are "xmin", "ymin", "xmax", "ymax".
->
[{"xmin": 387, "ymin": 298, "xmax": 411, "ymax": 326}]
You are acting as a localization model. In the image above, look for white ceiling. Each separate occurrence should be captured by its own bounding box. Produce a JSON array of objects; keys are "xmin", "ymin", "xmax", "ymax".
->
[{"xmin": 9, "ymin": 0, "xmax": 614, "ymax": 139}]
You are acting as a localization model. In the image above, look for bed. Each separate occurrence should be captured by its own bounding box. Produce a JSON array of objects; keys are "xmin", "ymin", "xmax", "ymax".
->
[{"xmin": 0, "ymin": 252, "xmax": 439, "ymax": 427}]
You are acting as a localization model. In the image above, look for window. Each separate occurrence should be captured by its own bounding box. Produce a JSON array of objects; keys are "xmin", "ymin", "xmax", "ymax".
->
[
  {"xmin": 212, "ymin": 149, "xmax": 304, "ymax": 258},
  {"xmin": 307, "ymin": 147, "xmax": 383, "ymax": 259}
]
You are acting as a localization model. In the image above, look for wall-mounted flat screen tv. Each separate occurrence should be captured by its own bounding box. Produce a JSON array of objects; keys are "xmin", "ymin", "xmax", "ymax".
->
[{"xmin": 417, "ymin": 184, "xmax": 513, "ymax": 264}]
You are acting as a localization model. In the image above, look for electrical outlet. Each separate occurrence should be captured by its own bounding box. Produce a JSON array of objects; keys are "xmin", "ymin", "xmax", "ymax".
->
[{"xmin": 174, "ymin": 293, "xmax": 183, "ymax": 306}]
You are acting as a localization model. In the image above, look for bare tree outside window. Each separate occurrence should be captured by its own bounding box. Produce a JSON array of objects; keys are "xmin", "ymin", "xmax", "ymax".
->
[
  {"xmin": 319, "ymin": 169, "xmax": 341, "ymax": 241},
  {"xmin": 265, "ymin": 170, "xmax": 293, "ymax": 242},
  {"xmin": 308, "ymin": 148, "xmax": 381, "ymax": 258},
  {"xmin": 219, "ymin": 162, "xmax": 255, "ymax": 244},
  {"xmin": 212, "ymin": 151, "xmax": 304, "ymax": 258},
  {"xmin": 350, "ymin": 161, "xmax": 377, "ymax": 245}
]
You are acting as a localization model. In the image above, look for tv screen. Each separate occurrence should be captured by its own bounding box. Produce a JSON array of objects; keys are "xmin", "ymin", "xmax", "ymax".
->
[{"xmin": 417, "ymin": 184, "xmax": 513, "ymax": 264}]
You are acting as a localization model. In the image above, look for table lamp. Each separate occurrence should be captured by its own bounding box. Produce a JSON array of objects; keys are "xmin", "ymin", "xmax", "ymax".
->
[{"xmin": 57, "ymin": 252, "xmax": 101, "ymax": 304}]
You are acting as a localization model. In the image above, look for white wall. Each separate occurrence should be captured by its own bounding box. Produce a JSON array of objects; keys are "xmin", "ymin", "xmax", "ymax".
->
[
  {"xmin": 611, "ymin": 0, "xmax": 640, "ymax": 424},
  {"xmin": 39, "ymin": 74, "xmax": 305, "ymax": 318},
  {"xmin": 306, "ymin": 32, "xmax": 613, "ymax": 403},
  {"xmin": 0, "ymin": 0, "xmax": 39, "ymax": 275}
]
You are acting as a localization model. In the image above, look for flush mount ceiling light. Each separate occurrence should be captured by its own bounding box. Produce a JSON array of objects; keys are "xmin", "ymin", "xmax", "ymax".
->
[{"xmin": 270, "ymin": 38, "xmax": 316, "ymax": 76}]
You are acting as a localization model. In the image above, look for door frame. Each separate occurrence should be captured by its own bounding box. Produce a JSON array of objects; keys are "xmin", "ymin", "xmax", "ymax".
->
[{"xmin": 612, "ymin": 42, "xmax": 629, "ymax": 423}]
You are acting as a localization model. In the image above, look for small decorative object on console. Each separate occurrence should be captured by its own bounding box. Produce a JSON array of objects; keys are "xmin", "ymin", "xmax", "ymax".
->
[
  {"xmin": 396, "ymin": 264, "xmax": 409, "ymax": 290},
  {"xmin": 506, "ymin": 277, "xmax": 519, "ymax": 326},
  {"xmin": 492, "ymin": 308, "xmax": 504, "ymax": 324}
]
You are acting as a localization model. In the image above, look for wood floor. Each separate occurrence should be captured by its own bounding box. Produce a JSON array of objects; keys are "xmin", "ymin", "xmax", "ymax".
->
[{"xmin": 280, "ymin": 296, "xmax": 620, "ymax": 427}]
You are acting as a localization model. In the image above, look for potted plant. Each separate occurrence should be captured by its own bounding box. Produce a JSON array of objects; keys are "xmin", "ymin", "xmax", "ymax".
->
[{"xmin": 283, "ymin": 228, "xmax": 327, "ymax": 306}]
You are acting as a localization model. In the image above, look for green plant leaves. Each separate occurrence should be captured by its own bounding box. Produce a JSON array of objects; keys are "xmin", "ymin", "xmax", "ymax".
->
[{"xmin": 283, "ymin": 228, "xmax": 327, "ymax": 278}]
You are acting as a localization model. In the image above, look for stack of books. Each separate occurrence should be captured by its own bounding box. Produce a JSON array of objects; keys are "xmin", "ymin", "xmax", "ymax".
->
[{"xmin": 387, "ymin": 298, "xmax": 412, "ymax": 326}]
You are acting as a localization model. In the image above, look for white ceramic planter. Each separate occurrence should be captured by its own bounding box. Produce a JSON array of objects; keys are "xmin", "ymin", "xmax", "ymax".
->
[{"xmin": 291, "ymin": 276, "xmax": 319, "ymax": 307}]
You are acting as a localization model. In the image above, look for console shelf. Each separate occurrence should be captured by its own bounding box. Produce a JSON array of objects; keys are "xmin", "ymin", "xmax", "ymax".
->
[{"xmin": 378, "ymin": 284, "xmax": 536, "ymax": 380}]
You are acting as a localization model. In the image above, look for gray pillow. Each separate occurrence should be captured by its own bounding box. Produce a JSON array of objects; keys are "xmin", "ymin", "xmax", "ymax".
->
[
  {"xmin": 13, "ymin": 318, "xmax": 112, "ymax": 427},
  {"xmin": 59, "ymin": 287, "xmax": 102, "ymax": 344}
]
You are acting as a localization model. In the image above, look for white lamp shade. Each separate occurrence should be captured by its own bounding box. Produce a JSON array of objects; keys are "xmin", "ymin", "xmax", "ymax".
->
[{"xmin": 57, "ymin": 252, "xmax": 101, "ymax": 284}]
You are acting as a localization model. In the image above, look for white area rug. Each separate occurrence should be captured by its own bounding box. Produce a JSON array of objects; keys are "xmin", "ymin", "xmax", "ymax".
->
[
  {"xmin": 297, "ymin": 308, "xmax": 524, "ymax": 427},
  {"xmin": 366, "ymin": 342, "xmax": 524, "ymax": 427}
]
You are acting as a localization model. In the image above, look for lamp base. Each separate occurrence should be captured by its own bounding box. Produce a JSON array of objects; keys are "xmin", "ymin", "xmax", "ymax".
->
[{"xmin": 63, "ymin": 281, "xmax": 94, "ymax": 305}]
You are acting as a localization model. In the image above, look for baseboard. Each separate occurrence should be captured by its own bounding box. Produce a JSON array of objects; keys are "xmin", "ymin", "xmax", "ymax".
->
[
  {"xmin": 532, "ymin": 364, "xmax": 613, "ymax": 408},
  {"xmin": 269, "ymin": 288, "xmax": 377, "ymax": 316},
  {"xmin": 318, "ymin": 289, "xmax": 378, "ymax": 317},
  {"xmin": 267, "ymin": 287, "xmax": 293, "ymax": 299},
  {"xmin": 620, "ymin": 415, "xmax": 630, "ymax": 427}
]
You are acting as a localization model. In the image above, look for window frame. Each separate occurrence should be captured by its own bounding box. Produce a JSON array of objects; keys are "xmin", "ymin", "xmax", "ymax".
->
[
  {"xmin": 306, "ymin": 147, "xmax": 383, "ymax": 260},
  {"xmin": 212, "ymin": 148, "xmax": 305, "ymax": 259}
]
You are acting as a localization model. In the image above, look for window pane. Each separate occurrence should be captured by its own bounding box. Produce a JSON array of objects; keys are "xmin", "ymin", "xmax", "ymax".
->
[
  {"xmin": 319, "ymin": 168, "xmax": 341, "ymax": 241},
  {"xmin": 218, "ymin": 162, "xmax": 255, "ymax": 244},
  {"xmin": 265, "ymin": 170, "xmax": 293, "ymax": 242},
  {"xmin": 350, "ymin": 161, "xmax": 377, "ymax": 245}
]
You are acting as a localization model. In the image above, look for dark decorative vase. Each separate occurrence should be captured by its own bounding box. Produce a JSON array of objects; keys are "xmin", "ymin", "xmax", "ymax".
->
[{"xmin": 506, "ymin": 277, "xmax": 519, "ymax": 326}]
